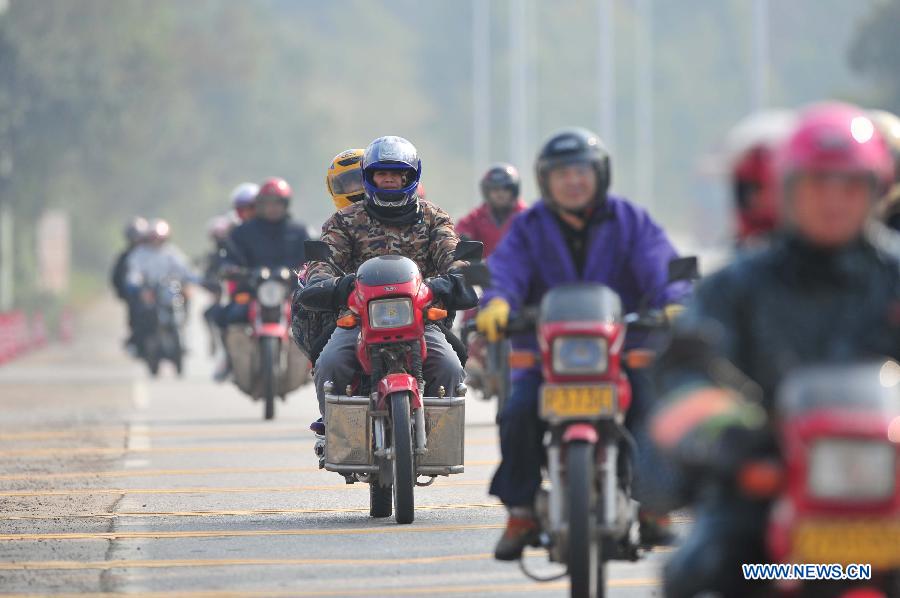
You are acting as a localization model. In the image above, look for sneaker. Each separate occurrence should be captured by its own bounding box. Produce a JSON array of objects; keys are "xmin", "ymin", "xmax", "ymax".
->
[
  {"xmin": 494, "ymin": 515, "xmax": 540, "ymax": 561},
  {"xmin": 309, "ymin": 417, "xmax": 325, "ymax": 435},
  {"xmin": 638, "ymin": 510, "xmax": 676, "ymax": 547},
  {"xmin": 213, "ymin": 359, "xmax": 231, "ymax": 383}
]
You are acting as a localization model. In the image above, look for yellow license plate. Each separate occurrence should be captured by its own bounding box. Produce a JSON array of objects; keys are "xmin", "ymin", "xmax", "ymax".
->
[
  {"xmin": 792, "ymin": 519, "xmax": 900, "ymax": 569},
  {"xmin": 540, "ymin": 385, "xmax": 616, "ymax": 420}
]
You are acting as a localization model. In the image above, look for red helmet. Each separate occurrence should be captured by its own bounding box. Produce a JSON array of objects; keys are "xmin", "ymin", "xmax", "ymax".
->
[
  {"xmin": 776, "ymin": 102, "xmax": 894, "ymax": 195},
  {"xmin": 725, "ymin": 110, "xmax": 795, "ymax": 242},
  {"xmin": 257, "ymin": 177, "xmax": 292, "ymax": 203}
]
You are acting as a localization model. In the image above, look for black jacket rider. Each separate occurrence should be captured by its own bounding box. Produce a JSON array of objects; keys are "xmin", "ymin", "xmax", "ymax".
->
[
  {"xmin": 654, "ymin": 231, "xmax": 900, "ymax": 598},
  {"xmin": 226, "ymin": 216, "xmax": 310, "ymax": 274}
]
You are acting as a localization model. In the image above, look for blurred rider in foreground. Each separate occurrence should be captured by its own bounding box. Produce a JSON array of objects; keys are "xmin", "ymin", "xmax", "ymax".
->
[{"xmin": 651, "ymin": 102, "xmax": 900, "ymax": 597}]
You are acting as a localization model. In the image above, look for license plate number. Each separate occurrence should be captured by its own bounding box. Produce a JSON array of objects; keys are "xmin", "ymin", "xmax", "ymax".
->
[
  {"xmin": 792, "ymin": 519, "xmax": 900, "ymax": 569},
  {"xmin": 540, "ymin": 385, "xmax": 616, "ymax": 421}
]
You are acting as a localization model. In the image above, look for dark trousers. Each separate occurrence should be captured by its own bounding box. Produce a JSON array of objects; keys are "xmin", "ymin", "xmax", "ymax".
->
[{"xmin": 488, "ymin": 367, "xmax": 680, "ymax": 512}]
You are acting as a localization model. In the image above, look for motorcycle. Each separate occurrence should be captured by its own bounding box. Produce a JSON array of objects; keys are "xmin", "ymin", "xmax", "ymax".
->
[
  {"xmin": 762, "ymin": 362, "xmax": 899, "ymax": 597},
  {"xmin": 225, "ymin": 266, "xmax": 310, "ymax": 420},
  {"xmin": 463, "ymin": 256, "xmax": 697, "ymax": 598},
  {"xmin": 300, "ymin": 240, "xmax": 482, "ymax": 524},
  {"xmin": 137, "ymin": 278, "xmax": 186, "ymax": 377}
]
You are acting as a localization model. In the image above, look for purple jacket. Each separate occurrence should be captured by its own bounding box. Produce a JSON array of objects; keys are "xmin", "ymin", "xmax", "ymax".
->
[{"xmin": 484, "ymin": 196, "xmax": 688, "ymax": 370}]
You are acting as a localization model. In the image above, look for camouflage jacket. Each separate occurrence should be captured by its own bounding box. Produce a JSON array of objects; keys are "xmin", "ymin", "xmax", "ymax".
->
[{"xmin": 305, "ymin": 200, "xmax": 460, "ymax": 283}]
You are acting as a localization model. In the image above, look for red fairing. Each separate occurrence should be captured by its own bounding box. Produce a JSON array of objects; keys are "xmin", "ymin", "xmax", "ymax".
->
[
  {"xmin": 376, "ymin": 373, "xmax": 422, "ymax": 410},
  {"xmin": 349, "ymin": 273, "xmax": 432, "ymax": 375},
  {"xmin": 767, "ymin": 406, "xmax": 900, "ymax": 565},
  {"xmin": 563, "ymin": 423, "xmax": 599, "ymax": 444},
  {"xmin": 537, "ymin": 321, "xmax": 626, "ymax": 385}
]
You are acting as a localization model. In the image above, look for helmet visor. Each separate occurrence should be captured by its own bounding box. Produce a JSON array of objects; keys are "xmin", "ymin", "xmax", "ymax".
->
[{"xmin": 330, "ymin": 169, "xmax": 364, "ymax": 195}]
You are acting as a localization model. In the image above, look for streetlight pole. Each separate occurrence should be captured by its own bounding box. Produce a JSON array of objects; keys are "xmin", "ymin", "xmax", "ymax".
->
[
  {"xmin": 473, "ymin": 0, "xmax": 491, "ymax": 200},
  {"xmin": 635, "ymin": 0, "xmax": 654, "ymax": 210},
  {"xmin": 598, "ymin": 0, "xmax": 615, "ymax": 154},
  {"xmin": 751, "ymin": 0, "xmax": 769, "ymax": 111}
]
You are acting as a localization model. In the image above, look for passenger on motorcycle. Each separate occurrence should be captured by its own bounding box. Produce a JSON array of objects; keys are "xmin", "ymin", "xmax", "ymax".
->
[
  {"xmin": 125, "ymin": 219, "xmax": 198, "ymax": 350},
  {"xmin": 725, "ymin": 110, "xmax": 795, "ymax": 247},
  {"xmin": 112, "ymin": 217, "xmax": 149, "ymax": 352},
  {"xmin": 223, "ymin": 177, "xmax": 311, "ymax": 319},
  {"xmin": 474, "ymin": 127, "xmax": 690, "ymax": 560},
  {"xmin": 650, "ymin": 102, "xmax": 900, "ymax": 598},
  {"xmin": 293, "ymin": 149, "xmax": 365, "ymax": 433},
  {"xmin": 202, "ymin": 215, "xmax": 235, "ymax": 363},
  {"xmin": 457, "ymin": 163, "xmax": 527, "ymax": 257},
  {"xmin": 870, "ymin": 110, "xmax": 900, "ymax": 231},
  {"xmin": 304, "ymin": 136, "xmax": 476, "ymax": 428},
  {"xmin": 230, "ymin": 182, "xmax": 259, "ymax": 223}
]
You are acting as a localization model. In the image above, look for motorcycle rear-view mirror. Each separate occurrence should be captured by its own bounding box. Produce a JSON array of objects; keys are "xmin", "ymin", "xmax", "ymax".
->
[
  {"xmin": 453, "ymin": 240, "xmax": 484, "ymax": 262},
  {"xmin": 304, "ymin": 240, "xmax": 332, "ymax": 263},
  {"xmin": 460, "ymin": 263, "xmax": 493, "ymax": 288},
  {"xmin": 667, "ymin": 256, "xmax": 700, "ymax": 284}
]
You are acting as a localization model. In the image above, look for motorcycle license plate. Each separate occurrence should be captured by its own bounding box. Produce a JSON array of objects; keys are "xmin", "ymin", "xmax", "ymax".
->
[
  {"xmin": 792, "ymin": 519, "xmax": 900, "ymax": 569},
  {"xmin": 540, "ymin": 385, "xmax": 616, "ymax": 420}
]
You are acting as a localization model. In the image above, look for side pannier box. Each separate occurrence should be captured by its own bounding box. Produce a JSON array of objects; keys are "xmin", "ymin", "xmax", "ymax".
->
[{"xmin": 419, "ymin": 397, "xmax": 465, "ymax": 475}]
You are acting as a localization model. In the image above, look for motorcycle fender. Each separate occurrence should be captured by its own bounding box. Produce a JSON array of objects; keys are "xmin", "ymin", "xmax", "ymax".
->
[
  {"xmin": 257, "ymin": 322, "xmax": 287, "ymax": 337},
  {"xmin": 562, "ymin": 423, "xmax": 599, "ymax": 444},
  {"xmin": 376, "ymin": 374, "xmax": 421, "ymax": 410}
]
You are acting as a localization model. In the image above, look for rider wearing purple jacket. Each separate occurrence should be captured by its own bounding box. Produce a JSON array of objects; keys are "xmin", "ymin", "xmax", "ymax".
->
[{"xmin": 476, "ymin": 127, "xmax": 689, "ymax": 560}]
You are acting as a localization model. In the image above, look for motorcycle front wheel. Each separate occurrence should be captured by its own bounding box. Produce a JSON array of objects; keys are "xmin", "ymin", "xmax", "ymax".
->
[
  {"xmin": 260, "ymin": 336, "xmax": 279, "ymax": 420},
  {"xmin": 567, "ymin": 441, "xmax": 600, "ymax": 598},
  {"xmin": 390, "ymin": 392, "xmax": 415, "ymax": 524}
]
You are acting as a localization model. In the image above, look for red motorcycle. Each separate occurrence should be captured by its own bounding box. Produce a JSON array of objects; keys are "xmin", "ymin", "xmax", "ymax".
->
[
  {"xmin": 759, "ymin": 362, "xmax": 900, "ymax": 597},
  {"xmin": 226, "ymin": 266, "xmax": 310, "ymax": 420},
  {"xmin": 301, "ymin": 241, "xmax": 482, "ymax": 524},
  {"xmin": 463, "ymin": 257, "xmax": 697, "ymax": 598}
]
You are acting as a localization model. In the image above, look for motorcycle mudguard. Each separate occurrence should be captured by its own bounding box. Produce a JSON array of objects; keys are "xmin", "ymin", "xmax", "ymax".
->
[
  {"xmin": 563, "ymin": 423, "xmax": 599, "ymax": 444},
  {"xmin": 376, "ymin": 373, "xmax": 421, "ymax": 410}
]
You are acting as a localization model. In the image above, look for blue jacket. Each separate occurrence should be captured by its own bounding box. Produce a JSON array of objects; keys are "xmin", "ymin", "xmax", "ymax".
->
[{"xmin": 485, "ymin": 195, "xmax": 688, "ymax": 371}]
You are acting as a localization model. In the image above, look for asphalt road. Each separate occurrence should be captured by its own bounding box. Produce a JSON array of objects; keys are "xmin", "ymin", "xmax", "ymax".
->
[{"xmin": 0, "ymin": 297, "xmax": 672, "ymax": 597}]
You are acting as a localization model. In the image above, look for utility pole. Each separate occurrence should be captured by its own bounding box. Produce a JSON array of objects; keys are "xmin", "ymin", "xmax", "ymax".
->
[
  {"xmin": 597, "ymin": 0, "xmax": 616, "ymax": 154},
  {"xmin": 751, "ymin": 0, "xmax": 770, "ymax": 111},
  {"xmin": 472, "ymin": 0, "xmax": 491, "ymax": 200},
  {"xmin": 635, "ymin": 0, "xmax": 654, "ymax": 210}
]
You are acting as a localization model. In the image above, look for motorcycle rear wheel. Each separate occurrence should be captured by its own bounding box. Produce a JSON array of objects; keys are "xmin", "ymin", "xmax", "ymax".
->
[
  {"xmin": 567, "ymin": 441, "xmax": 600, "ymax": 598},
  {"xmin": 260, "ymin": 337, "xmax": 279, "ymax": 420},
  {"xmin": 390, "ymin": 392, "xmax": 415, "ymax": 524}
]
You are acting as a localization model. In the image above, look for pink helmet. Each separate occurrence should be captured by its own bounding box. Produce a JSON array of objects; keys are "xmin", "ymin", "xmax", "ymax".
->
[{"xmin": 776, "ymin": 102, "xmax": 895, "ymax": 195}]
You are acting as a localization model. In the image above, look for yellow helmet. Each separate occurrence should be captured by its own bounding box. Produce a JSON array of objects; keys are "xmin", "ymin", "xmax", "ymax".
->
[{"xmin": 326, "ymin": 148, "xmax": 366, "ymax": 210}]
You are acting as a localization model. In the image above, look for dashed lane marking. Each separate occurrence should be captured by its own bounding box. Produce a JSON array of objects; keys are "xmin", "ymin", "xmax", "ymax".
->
[
  {"xmin": 0, "ymin": 480, "xmax": 491, "ymax": 497},
  {"xmin": 0, "ymin": 522, "xmax": 506, "ymax": 542},
  {"xmin": 0, "ymin": 502, "xmax": 505, "ymax": 521},
  {"xmin": 0, "ymin": 460, "xmax": 500, "ymax": 482}
]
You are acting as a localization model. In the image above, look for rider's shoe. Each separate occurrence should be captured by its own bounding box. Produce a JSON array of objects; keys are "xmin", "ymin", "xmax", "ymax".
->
[
  {"xmin": 125, "ymin": 342, "xmax": 139, "ymax": 358},
  {"xmin": 309, "ymin": 418, "xmax": 325, "ymax": 435},
  {"xmin": 638, "ymin": 510, "xmax": 676, "ymax": 547},
  {"xmin": 494, "ymin": 513, "xmax": 540, "ymax": 561}
]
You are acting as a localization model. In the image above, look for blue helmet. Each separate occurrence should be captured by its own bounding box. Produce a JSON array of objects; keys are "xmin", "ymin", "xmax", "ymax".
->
[{"xmin": 361, "ymin": 136, "xmax": 422, "ymax": 208}]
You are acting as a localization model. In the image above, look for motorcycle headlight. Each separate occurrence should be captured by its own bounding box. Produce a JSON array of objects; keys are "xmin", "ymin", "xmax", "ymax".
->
[
  {"xmin": 808, "ymin": 439, "xmax": 895, "ymax": 501},
  {"xmin": 552, "ymin": 336, "xmax": 608, "ymax": 375},
  {"xmin": 369, "ymin": 298, "xmax": 413, "ymax": 329},
  {"xmin": 257, "ymin": 280, "xmax": 287, "ymax": 308}
]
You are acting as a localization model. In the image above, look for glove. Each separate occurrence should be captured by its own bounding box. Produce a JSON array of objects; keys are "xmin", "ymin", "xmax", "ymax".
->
[
  {"xmin": 426, "ymin": 273, "xmax": 479, "ymax": 311},
  {"xmin": 333, "ymin": 274, "xmax": 356, "ymax": 310},
  {"xmin": 475, "ymin": 297, "xmax": 510, "ymax": 343},
  {"xmin": 664, "ymin": 303, "xmax": 685, "ymax": 322}
]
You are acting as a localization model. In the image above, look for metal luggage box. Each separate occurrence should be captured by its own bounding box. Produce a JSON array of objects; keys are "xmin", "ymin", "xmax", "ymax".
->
[{"xmin": 323, "ymin": 394, "xmax": 466, "ymax": 476}]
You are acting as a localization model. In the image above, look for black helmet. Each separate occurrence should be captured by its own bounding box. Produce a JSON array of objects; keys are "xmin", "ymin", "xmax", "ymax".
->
[
  {"xmin": 124, "ymin": 217, "xmax": 149, "ymax": 244},
  {"xmin": 535, "ymin": 127, "xmax": 611, "ymax": 209},
  {"xmin": 480, "ymin": 163, "xmax": 521, "ymax": 201}
]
